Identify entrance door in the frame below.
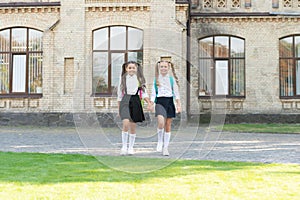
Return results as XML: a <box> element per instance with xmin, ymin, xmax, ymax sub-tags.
<box><xmin>215</xmin><ymin>60</ymin><xmax>228</xmax><ymax>95</ymax></box>
<box><xmin>111</xmin><ymin>53</ymin><xmax>125</xmax><ymax>93</ymax></box>
<box><xmin>12</xmin><ymin>54</ymin><xmax>26</xmax><ymax>93</ymax></box>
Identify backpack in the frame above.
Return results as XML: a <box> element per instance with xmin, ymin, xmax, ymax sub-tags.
<box><xmin>154</xmin><ymin>76</ymin><xmax>174</xmax><ymax>103</ymax></box>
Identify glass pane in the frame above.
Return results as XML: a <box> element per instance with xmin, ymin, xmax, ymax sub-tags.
<box><xmin>111</xmin><ymin>53</ymin><xmax>124</xmax><ymax>93</ymax></box>
<box><xmin>297</xmin><ymin>61</ymin><xmax>300</xmax><ymax>95</ymax></box>
<box><xmin>12</xmin><ymin>55</ymin><xmax>26</xmax><ymax>93</ymax></box>
<box><xmin>230</xmin><ymin>59</ymin><xmax>245</xmax><ymax>96</ymax></box>
<box><xmin>12</xmin><ymin>28</ymin><xmax>27</xmax><ymax>52</ymax></box>
<box><xmin>29</xmin><ymin>29</ymin><xmax>43</xmax><ymax>51</ymax></box>
<box><xmin>110</xmin><ymin>27</ymin><xmax>126</xmax><ymax>50</ymax></box>
<box><xmin>199</xmin><ymin>37</ymin><xmax>213</xmax><ymax>58</ymax></box>
<box><xmin>199</xmin><ymin>58</ymin><xmax>213</xmax><ymax>96</ymax></box>
<box><xmin>280</xmin><ymin>59</ymin><xmax>294</xmax><ymax>96</ymax></box>
<box><xmin>128</xmin><ymin>28</ymin><xmax>143</xmax><ymax>50</ymax></box>
<box><xmin>93</xmin><ymin>52</ymin><xmax>108</xmax><ymax>93</ymax></box>
<box><xmin>0</xmin><ymin>53</ymin><xmax>10</xmax><ymax>93</ymax></box>
<box><xmin>295</xmin><ymin>36</ymin><xmax>300</xmax><ymax>58</ymax></box>
<box><xmin>279</xmin><ymin>37</ymin><xmax>293</xmax><ymax>58</ymax></box>
<box><xmin>128</xmin><ymin>51</ymin><xmax>143</xmax><ymax>65</ymax></box>
<box><xmin>231</xmin><ymin>37</ymin><xmax>244</xmax><ymax>58</ymax></box>
<box><xmin>28</xmin><ymin>53</ymin><xmax>43</xmax><ymax>93</ymax></box>
<box><xmin>0</xmin><ymin>29</ymin><xmax>10</xmax><ymax>52</ymax></box>
<box><xmin>215</xmin><ymin>60</ymin><xmax>228</xmax><ymax>95</ymax></box>
<box><xmin>214</xmin><ymin>36</ymin><xmax>229</xmax><ymax>57</ymax></box>
<box><xmin>93</xmin><ymin>28</ymin><xmax>108</xmax><ymax>50</ymax></box>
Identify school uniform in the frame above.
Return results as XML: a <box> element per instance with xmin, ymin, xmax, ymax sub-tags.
<box><xmin>150</xmin><ymin>74</ymin><xmax>180</xmax><ymax>118</ymax></box>
<box><xmin>117</xmin><ymin>74</ymin><xmax>148</xmax><ymax>123</ymax></box>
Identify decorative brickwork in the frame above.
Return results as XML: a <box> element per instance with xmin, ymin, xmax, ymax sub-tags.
<box><xmin>217</xmin><ymin>0</ymin><xmax>226</xmax><ymax>8</ymax></box>
<box><xmin>204</xmin><ymin>0</ymin><xmax>213</xmax><ymax>8</ymax></box>
<box><xmin>231</xmin><ymin>0</ymin><xmax>240</xmax><ymax>8</ymax></box>
<box><xmin>283</xmin><ymin>0</ymin><xmax>292</xmax><ymax>7</ymax></box>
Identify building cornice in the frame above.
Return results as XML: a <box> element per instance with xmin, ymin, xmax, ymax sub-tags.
<box><xmin>0</xmin><ymin>6</ymin><xmax>60</xmax><ymax>14</ymax></box>
<box><xmin>85</xmin><ymin>5</ymin><xmax>150</xmax><ymax>12</ymax></box>
<box><xmin>192</xmin><ymin>15</ymin><xmax>300</xmax><ymax>23</ymax></box>
<box><xmin>85</xmin><ymin>0</ymin><xmax>151</xmax><ymax>3</ymax></box>
<box><xmin>0</xmin><ymin>2</ymin><xmax>60</xmax><ymax>7</ymax></box>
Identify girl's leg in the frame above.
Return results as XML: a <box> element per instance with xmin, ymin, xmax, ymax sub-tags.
<box><xmin>156</xmin><ymin>115</ymin><xmax>165</xmax><ymax>152</ymax></box>
<box><xmin>128</xmin><ymin>122</ymin><xmax>137</xmax><ymax>155</ymax></box>
<box><xmin>120</xmin><ymin>119</ymin><xmax>130</xmax><ymax>155</ymax></box>
<box><xmin>163</xmin><ymin>118</ymin><xmax>173</xmax><ymax>156</ymax></box>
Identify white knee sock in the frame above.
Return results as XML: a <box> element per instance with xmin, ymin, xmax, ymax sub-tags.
<box><xmin>121</xmin><ymin>131</ymin><xmax>128</xmax><ymax>149</ymax></box>
<box><xmin>164</xmin><ymin>132</ymin><xmax>171</xmax><ymax>149</ymax></box>
<box><xmin>128</xmin><ymin>134</ymin><xmax>136</xmax><ymax>149</ymax></box>
<box><xmin>156</xmin><ymin>128</ymin><xmax>164</xmax><ymax>151</ymax></box>
<box><xmin>157</xmin><ymin>128</ymin><xmax>164</xmax><ymax>144</ymax></box>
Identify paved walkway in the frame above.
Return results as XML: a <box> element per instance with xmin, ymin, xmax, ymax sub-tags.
<box><xmin>0</xmin><ymin>126</ymin><xmax>299</xmax><ymax>164</ymax></box>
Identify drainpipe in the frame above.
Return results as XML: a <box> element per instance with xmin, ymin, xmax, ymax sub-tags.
<box><xmin>186</xmin><ymin>0</ymin><xmax>191</xmax><ymax>120</ymax></box>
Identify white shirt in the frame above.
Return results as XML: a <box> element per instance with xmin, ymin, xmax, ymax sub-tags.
<box><xmin>117</xmin><ymin>74</ymin><xmax>149</xmax><ymax>101</ymax></box>
<box><xmin>150</xmin><ymin>74</ymin><xmax>180</xmax><ymax>102</ymax></box>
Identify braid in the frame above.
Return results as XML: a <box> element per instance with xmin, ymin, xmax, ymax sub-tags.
<box><xmin>120</xmin><ymin>62</ymin><xmax>127</xmax><ymax>93</ymax></box>
<box><xmin>155</xmin><ymin>61</ymin><xmax>160</xmax><ymax>87</ymax></box>
<box><xmin>169</xmin><ymin>61</ymin><xmax>179</xmax><ymax>87</ymax></box>
<box><xmin>136</xmin><ymin>62</ymin><xmax>147</xmax><ymax>92</ymax></box>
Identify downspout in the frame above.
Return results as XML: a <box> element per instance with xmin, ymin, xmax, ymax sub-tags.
<box><xmin>186</xmin><ymin>0</ymin><xmax>191</xmax><ymax>120</ymax></box>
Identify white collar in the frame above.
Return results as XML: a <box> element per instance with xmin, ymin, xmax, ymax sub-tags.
<box><xmin>127</xmin><ymin>74</ymin><xmax>137</xmax><ymax>79</ymax></box>
<box><xmin>159</xmin><ymin>74</ymin><xmax>170</xmax><ymax>79</ymax></box>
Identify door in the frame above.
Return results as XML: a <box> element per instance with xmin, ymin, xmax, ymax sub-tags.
<box><xmin>215</xmin><ymin>60</ymin><xmax>228</xmax><ymax>95</ymax></box>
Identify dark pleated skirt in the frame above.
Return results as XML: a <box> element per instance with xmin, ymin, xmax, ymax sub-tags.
<box><xmin>155</xmin><ymin>97</ymin><xmax>176</xmax><ymax>118</ymax></box>
<box><xmin>120</xmin><ymin>94</ymin><xmax>145</xmax><ymax>123</ymax></box>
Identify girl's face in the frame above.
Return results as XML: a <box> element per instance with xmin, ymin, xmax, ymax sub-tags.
<box><xmin>158</xmin><ymin>62</ymin><xmax>170</xmax><ymax>76</ymax></box>
<box><xmin>126</xmin><ymin>63</ymin><xmax>137</xmax><ymax>76</ymax></box>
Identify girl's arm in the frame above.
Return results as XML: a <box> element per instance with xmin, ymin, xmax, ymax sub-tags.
<box><xmin>173</xmin><ymin>80</ymin><xmax>181</xmax><ymax>113</ymax></box>
<box><xmin>175</xmin><ymin>99</ymin><xmax>181</xmax><ymax>113</ymax></box>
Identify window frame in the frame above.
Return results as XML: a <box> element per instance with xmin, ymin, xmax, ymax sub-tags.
<box><xmin>0</xmin><ymin>27</ymin><xmax>43</xmax><ymax>98</ymax></box>
<box><xmin>198</xmin><ymin>35</ymin><xmax>246</xmax><ymax>98</ymax></box>
<box><xmin>279</xmin><ymin>35</ymin><xmax>300</xmax><ymax>99</ymax></box>
<box><xmin>92</xmin><ymin>26</ymin><xmax>143</xmax><ymax>96</ymax></box>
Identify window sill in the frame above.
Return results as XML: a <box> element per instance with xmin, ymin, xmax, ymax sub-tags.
<box><xmin>280</xmin><ymin>96</ymin><xmax>300</xmax><ymax>99</ymax></box>
<box><xmin>0</xmin><ymin>94</ymin><xmax>42</xmax><ymax>98</ymax></box>
<box><xmin>198</xmin><ymin>95</ymin><xmax>245</xmax><ymax>99</ymax></box>
<box><xmin>92</xmin><ymin>93</ymin><xmax>117</xmax><ymax>97</ymax></box>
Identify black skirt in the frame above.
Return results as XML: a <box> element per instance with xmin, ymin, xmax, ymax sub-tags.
<box><xmin>119</xmin><ymin>94</ymin><xmax>145</xmax><ymax>123</ymax></box>
<box><xmin>155</xmin><ymin>97</ymin><xmax>176</xmax><ymax>118</ymax></box>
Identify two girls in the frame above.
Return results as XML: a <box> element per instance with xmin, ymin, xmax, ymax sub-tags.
<box><xmin>118</xmin><ymin>60</ymin><xmax>180</xmax><ymax>156</ymax></box>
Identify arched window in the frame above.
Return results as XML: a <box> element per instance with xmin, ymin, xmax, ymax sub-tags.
<box><xmin>279</xmin><ymin>35</ymin><xmax>300</xmax><ymax>98</ymax></box>
<box><xmin>198</xmin><ymin>35</ymin><xmax>245</xmax><ymax>97</ymax></box>
<box><xmin>92</xmin><ymin>26</ymin><xmax>143</xmax><ymax>95</ymax></box>
<box><xmin>0</xmin><ymin>27</ymin><xmax>43</xmax><ymax>95</ymax></box>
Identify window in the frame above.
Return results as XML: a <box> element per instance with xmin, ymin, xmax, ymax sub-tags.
<box><xmin>92</xmin><ymin>26</ymin><xmax>143</xmax><ymax>95</ymax></box>
<box><xmin>0</xmin><ymin>27</ymin><xmax>43</xmax><ymax>95</ymax></box>
<box><xmin>279</xmin><ymin>35</ymin><xmax>300</xmax><ymax>98</ymax></box>
<box><xmin>198</xmin><ymin>35</ymin><xmax>245</xmax><ymax>97</ymax></box>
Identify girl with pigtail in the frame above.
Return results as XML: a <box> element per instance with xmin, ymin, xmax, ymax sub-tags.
<box><xmin>117</xmin><ymin>61</ymin><xmax>150</xmax><ymax>155</ymax></box>
<box><xmin>148</xmin><ymin>60</ymin><xmax>181</xmax><ymax>156</ymax></box>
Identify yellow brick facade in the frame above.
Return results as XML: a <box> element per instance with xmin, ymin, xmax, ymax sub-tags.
<box><xmin>0</xmin><ymin>0</ymin><xmax>300</xmax><ymax>124</ymax></box>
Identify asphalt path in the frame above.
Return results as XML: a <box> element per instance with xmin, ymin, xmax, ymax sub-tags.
<box><xmin>0</xmin><ymin>126</ymin><xmax>299</xmax><ymax>164</ymax></box>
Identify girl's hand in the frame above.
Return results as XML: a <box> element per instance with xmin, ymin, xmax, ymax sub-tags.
<box><xmin>176</xmin><ymin>103</ymin><xmax>181</xmax><ymax>113</ymax></box>
<box><xmin>147</xmin><ymin>102</ymin><xmax>155</xmax><ymax>112</ymax></box>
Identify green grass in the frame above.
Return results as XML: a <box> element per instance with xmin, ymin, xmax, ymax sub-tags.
<box><xmin>0</xmin><ymin>152</ymin><xmax>299</xmax><ymax>199</ymax></box>
<box><xmin>221</xmin><ymin>123</ymin><xmax>300</xmax><ymax>134</ymax></box>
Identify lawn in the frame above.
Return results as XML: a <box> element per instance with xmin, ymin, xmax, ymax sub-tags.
<box><xmin>0</xmin><ymin>152</ymin><xmax>299</xmax><ymax>200</ymax></box>
<box><xmin>221</xmin><ymin>123</ymin><xmax>300</xmax><ymax>134</ymax></box>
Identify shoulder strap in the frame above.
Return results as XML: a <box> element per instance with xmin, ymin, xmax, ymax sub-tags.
<box><xmin>154</xmin><ymin>78</ymin><xmax>158</xmax><ymax>95</ymax></box>
<box><xmin>170</xmin><ymin>76</ymin><xmax>175</xmax><ymax>97</ymax></box>
<box><xmin>169</xmin><ymin>76</ymin><xmax>174</xmax><ymax>89</ymax></box>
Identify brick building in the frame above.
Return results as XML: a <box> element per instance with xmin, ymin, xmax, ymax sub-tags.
<box><xmin>0</xmin><ymin>0</ymin><xmax>300</xmax><ymax>125</ymax></box>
